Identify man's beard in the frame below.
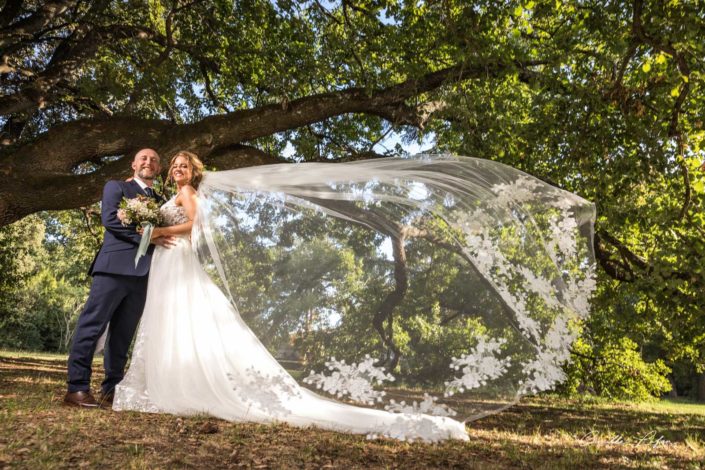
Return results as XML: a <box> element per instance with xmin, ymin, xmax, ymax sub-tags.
<box><xmin>136</xmin><ymin>168</ymin><xmax>156</xmax><ymax>180</ymax></box>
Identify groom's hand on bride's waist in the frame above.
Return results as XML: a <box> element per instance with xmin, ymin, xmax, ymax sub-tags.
<box><xmin>152</xmin><ymin>235</ymin><xmax>176</xmax><ymax>248</ymax></box>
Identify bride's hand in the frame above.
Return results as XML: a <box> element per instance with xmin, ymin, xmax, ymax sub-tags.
<box><xmin>149</xmin><ymin>227</ymin><xmax>163</xmax><ymax>240</ymax></box>
<box><xmin>152</xmin><ymin>235</ymin><xmax>176</xmax><ymax>248</ymax></box>
<box><xmin>137</xmin><ymin>227</ymin><xmax>164</xmax><ymax>245</ymax></box>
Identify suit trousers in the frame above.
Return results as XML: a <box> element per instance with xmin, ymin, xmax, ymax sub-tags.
<box><xmin>67</xmin><ymin>273</ymin><xmax>148</xmax><ymax>393</ymax></box>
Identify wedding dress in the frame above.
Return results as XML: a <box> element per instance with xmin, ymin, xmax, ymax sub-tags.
<box><xmin>113</xmin><ymin>195</ymin><xmax>469</xmax><ymax>441</ymax></box>
<box><xmin>114</xmin><ymin>155</ymin><xmax>595</xmax><ymax>442</ymax></box>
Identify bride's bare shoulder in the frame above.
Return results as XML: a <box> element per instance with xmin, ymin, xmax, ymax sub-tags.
<box><xmin>179</xmin><ymin>185</ymin><xmax>197</xmax><ymax>196</ymax></box>
<box><xmin>175</xmin><ymin>185</ymin><xmax>197</xmax><ymax>206</ymax></box>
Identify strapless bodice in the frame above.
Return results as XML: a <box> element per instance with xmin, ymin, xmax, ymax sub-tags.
<box><xmin>160</xmin><ymin>197</ymin><xmax>189</xmax><ymax>227</ymax></box>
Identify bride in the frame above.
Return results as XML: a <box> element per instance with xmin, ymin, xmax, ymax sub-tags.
<box><xmin>114</xmin><ymin>150</ymin><xmax>595</xmax><ymax>443</ymax></box>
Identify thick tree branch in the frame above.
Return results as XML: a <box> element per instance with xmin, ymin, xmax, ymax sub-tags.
<box><xmin>440</xmin><ymin>304</ymin><xmax>483</xmax><ymax>326</ymax></box>
<box><xmin>0</xmin><ymin>0</ymin><xmax>24</xmax><ymax>29</ymax></box>
<box><xmin>0</xmin><ymin>0</ymin><xmax>78</xmax><ymax>48</ymax></box>
<box><xmin>0</xmin><ymin>58</ymin><xmax>542</xmax><ymax>226</ymax></box>
<box><xmin>79</xmin><ymin>207</ymin><xmax>102</xmax><ymax>248</ymax></box>
<box><xmin>313</xmin><ymin>0</ymin><xmax>342</xmax><ymax>24</ymax></box>
<box><xmin>206</xmin><ymin>144</ymin><xmax>282</xmax><ymax>169</ymax></box>
<box><xmin>612</xmin><ymin>42</ymin><xmax>638</xmax><ymax>90</ymax></box>
<box><xmin>0</xmin><ymin>114</ymin><xmax>28</xmax><ymax>145</ymax></box>
<box><xmin>201</xmin><ymin>63</ymin><xmax>229</xmax><ymax>113</ymax></box>
<box><xmin>594</xmin><ymin>226</ymin><xmax>702</xmax><ymax>286</ymax></box>
<box><xmin>677</xmin><ymin>139</ymin><xmax>691</xmax><ymax>221</ymax></box>
<box><xmin>597</xmin><ymin>229</ymin><xmax>648</xmax><ymax>271</ymax></box>
<box><xmin>0</xmin><ymin>21</ymin><xmax>219</xmax><ymax>117</ymax></box>
<box><xmin>373</xmin><ymin>230</ymin><xmax>406</xmax><ymax>370</ymax></box>
<box><xmin>0</xmin><ymin>24</ymin><xmax>102</xmax><ymax>116</ymax></box>
<box><xmin>298</xmin><ymin>195</ymin><xmax>539</xmax><ymax>357</ymax></box>
<box><xmin>594</xmin><ymin>227</ymin><xmax>655</xmax><ymax>283</ymax></box>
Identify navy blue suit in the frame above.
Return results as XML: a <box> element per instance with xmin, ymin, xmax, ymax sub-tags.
<box><xmin>67</xmin><ymin>180</ymin><xmax>163</xmax><ymax>394</ymax></box>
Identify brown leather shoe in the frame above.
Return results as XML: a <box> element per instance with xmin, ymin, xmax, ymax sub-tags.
<box><xmin>63</xmin><ymin>391</ymin><xmax>99</xmax><ymax>408</ymax></box>
<box><xmin>98</xmin><ymin>391</ymin><xmax>114</xmax><ymax>408</ymax></box>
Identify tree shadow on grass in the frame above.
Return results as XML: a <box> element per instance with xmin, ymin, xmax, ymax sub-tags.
<box><xmin>379</xmin><ymin>386</ymin><xmax>705</xmax><ymax>444</ymax></box>
<box><xmin>0</xmin><ymin>355</ymin><xmax>107</xmax><ymax>409</ymax></box>
<box><xmin>0</xmin><ymin>356</ymin><xmax>72</xmax><ymax>383</ymax></box>
<box><xmin>1</xmin><ymin>352</ymin><xmax>703</xmax><ymax>469</ymax></box>
<box><xmin>474</xmin><ymin>401</ymin><xmax>705</xmax><ymax>443</ymax></box>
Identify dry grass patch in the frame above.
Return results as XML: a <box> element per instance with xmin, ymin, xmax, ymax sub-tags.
<box><xmin>1</xmin><ymin>350</ymin><xmax>703</xmax><ymax>469</ymax></box>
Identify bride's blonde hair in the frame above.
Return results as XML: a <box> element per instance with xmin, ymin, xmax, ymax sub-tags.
<box><xmin>168</xmin><ymin>150</ymin><xmax>204</xmax><ymax>189</ymax></box>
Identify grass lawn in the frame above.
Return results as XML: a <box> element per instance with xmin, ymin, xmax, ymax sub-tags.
<box><xmin>1</xmin><ymin>349</ymin><xmax>704</xmax><ymax>469</ymax></box>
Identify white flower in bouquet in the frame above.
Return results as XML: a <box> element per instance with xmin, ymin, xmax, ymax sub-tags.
<box><xmin>118</xmin><ymin>195</ymin><xmax>162</xmax><ymax>228</ymax></box>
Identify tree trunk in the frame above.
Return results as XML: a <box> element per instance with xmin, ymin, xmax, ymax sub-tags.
<box><xmin>667</xmin><ymin>376</ymin><xmax>678</xmax><ymax>398</ymax></box>
<box><xmin>697</xmin><ymin>372</ymin><xmax>705</xmax><ymax>402</ymax></box>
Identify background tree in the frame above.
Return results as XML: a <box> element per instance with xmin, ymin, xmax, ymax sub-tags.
<box><xmin>0</xmin><ymin>208</ymin><xmax>96</xmax><ymax>351</ymax></box>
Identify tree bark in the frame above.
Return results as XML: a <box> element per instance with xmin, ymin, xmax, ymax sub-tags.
<box><xmin>698</xmin><ymin>372</ymin><xmax>705</xmax><ymax>402</ymax></box>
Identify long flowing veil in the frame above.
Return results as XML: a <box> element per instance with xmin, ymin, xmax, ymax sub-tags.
<box><xmin>191</xmin><ymin>154</ymin><xmax>595</xmax><ymax>422</ymax></box>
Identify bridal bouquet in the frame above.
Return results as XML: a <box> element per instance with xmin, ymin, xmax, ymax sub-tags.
<box><xmin>117</xmin><ymin>194</ymin><xmax>162</xmax><ymax>228</ymax></box>
<box><xmin>117</xmin><ymin>195</ymin><xmax>162</xmax><ymax>267</ymax></box>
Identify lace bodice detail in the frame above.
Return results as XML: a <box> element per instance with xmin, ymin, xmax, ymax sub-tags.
<box><xmin>160</xmin><ymin>197</ymin><xmax>190</xmax><ymax>226</ymax></box>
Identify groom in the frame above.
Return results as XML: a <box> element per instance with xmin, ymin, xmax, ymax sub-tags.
<box><xmin>64</xmin><ymin>148</ymin><xmax>174</xmax><ymax>408</ymax></box>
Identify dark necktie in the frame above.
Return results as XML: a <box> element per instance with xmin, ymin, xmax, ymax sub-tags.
<box><xmin>144</xmin><ymin>187</ymin><xmax>155</xmax><ymax>199</ymax></box>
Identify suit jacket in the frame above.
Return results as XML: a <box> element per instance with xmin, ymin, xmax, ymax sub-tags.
<box><xmin>89</xmin><ymin>180</ymin><xmax>164</xmax><ymax>277</ymax></box>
